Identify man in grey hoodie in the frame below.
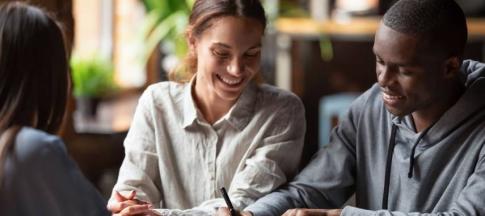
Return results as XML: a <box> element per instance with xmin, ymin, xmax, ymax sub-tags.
<box><xmin>215</xmin><ymin>0</ymin><xmax>485</xmax><ymax>215</ymax></box>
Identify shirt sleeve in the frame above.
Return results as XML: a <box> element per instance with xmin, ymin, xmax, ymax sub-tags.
<box><xmin>228</xmin><ymin>93</ymin><xmax>306</xmax><ymax>209</ymax></box>
<box><xmin>245</xmin><ymin>92</ymin><xmax>366</xmax><ymax>216</ymax></box>
<box><xmin>111</xmin><ymin>87</ymin><xmax>162</xmax><ymax>206</ymax></box>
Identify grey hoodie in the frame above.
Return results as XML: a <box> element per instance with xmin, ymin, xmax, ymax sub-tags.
<box><xmin>245</xmin><ymin>60</ymin><xmax>485</xmax><ymax>216</ymax></box>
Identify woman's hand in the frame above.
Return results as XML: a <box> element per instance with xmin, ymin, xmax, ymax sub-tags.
<box><xmin>107</xmin><ymin>190</ymin><xmax>155</xmax><ymax>216</ymax></box>
<box><xmin>282</xmin><ymin>208</ymin><xmax>342</xmax><ymax>216</ymax></box>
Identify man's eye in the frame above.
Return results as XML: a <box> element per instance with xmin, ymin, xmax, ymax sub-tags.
<box><xmin>399</xmin><ymin>69</ymin><xmax>412</xmax><ymax>76</ymax></box>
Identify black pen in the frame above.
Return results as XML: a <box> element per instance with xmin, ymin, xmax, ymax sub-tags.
<box><xmin>220</xmin><ymin>187</ymin><xmax>236</xmax><ymax>216</ymax></box>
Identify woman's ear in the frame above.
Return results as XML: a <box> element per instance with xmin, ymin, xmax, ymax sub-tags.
<box><xmin>443</xmin><ymin>56</ymin><xmax>460</xmax><ymax>79</ymax></box>
<box><xmin>187</xmin><ymin>34</ymin><xmax>197</xmax><ymax>56</ymax></box>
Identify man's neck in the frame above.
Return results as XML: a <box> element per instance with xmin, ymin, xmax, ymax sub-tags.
<box><xmin>412</xmin><ymin>83</ymin><xmax>465</xmax><ymax>132</ymax></box>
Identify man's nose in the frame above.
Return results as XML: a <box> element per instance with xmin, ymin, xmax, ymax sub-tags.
<box><xmin>377</xmin><ymin>65</ymin><xmax>396</xmax><ymax>87</ymax></box>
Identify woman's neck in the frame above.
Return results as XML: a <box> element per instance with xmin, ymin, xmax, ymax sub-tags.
<box><xmin>192</xmin><ymin>81</ymin><xmax>235</xmax><ymax>125</ymax></box>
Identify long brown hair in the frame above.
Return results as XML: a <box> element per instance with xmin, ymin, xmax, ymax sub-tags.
<box><xmin>0</xmin><ymin>1</ymin><xmax>68</xmax><ymax>184</ymax></box>
<box><xmin>170</xmin><ymin>0</ymin><xmax>267</xmax><ymax>82</ymax></box>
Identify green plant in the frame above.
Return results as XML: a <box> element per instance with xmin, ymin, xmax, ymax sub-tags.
<box><xmin>138</xmin><ymin>0</ymin><xmax>194</xmax><ymax>65</ymax></box>
<box><xmin>70</xmin><ymin>55</ymin><xmax>116</xmax><ymax>98</ymax></box>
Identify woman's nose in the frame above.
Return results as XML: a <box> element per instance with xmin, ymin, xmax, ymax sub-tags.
<box><xmin>226</xmin><ymin>58</ymin><xmax>244</xmax><ymax>76</ymax></box>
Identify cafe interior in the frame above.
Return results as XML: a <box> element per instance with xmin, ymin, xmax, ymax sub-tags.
<box><xmin>1</xmin><ymin>0</ymin><xmax>484</xmax><ymax>199</ymax></box>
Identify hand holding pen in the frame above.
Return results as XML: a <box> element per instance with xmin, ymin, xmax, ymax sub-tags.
<box><xmin>220</xmin><ymin>187</ymin><xmax>237</xmax><ymax>216</ymax></box>
<box><xmin>218</xmin><ymin>187</ymin><xmax>254</xmax><ymax>216</ymax></box>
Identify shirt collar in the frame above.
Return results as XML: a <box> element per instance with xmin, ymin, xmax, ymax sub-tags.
<box><xmin>182</xmin><ymin>76</ymin><xmax>198</xmax><ymax>128</ymax></box>
<box><xmin>222</xmin><ymin>81</ymin><xmax>257</xmax><ymax>131</ymax></box>
<box><xmin>181</xmin><ymin>77</ymin><xmax>257</xmax><ymax>130</ymax></box>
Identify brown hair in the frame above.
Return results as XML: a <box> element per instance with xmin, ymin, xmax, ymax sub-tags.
<box><xmin>170</xmin><ymin>0</ymin><xmax>267</xmax><ymax>82</ymax></box>
<box><xmin>0</xmin><ymin>1</ymin><xmax>68</xmax><ymax>184</ymax></box>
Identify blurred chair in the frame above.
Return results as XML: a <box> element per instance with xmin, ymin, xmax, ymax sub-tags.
<box><xmin>319</xmin><ymin>92</ymin><xmax>360</xmax><ymax>148</ymax></box>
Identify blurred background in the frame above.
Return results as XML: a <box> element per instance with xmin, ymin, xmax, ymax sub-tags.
<box><xmin>0</xmin><ymin>0</ymin><xmax>483</xmax><ymax>199</ymax></box>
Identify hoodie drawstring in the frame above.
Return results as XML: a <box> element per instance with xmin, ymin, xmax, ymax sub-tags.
<box><xmin>382</xmin><ymin>123</ymin><xmax>434</xmax><ymax>209</ymax></box>
<box><xmin>382</xmin><ymin>124</ymin><xmax>397</xmax><ymax>209</ymax></box>
<box><xmin>407</xmin><ymin>125</ymin><xmax>432</xmax><ymax>178</ymax></box>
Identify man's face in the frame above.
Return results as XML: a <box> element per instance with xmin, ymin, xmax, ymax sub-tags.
<box><xmin>373</xmin><ymin>24</ymin><xmax>446</xmax><ymax>117</ymax></box>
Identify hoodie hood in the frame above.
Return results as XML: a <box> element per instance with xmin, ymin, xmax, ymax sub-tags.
<box><xmin>426</xmin><ymin>59</ymin><xmax>485</xmax><ymax>143</ymax></box>
<box><xmin>462</xmin><ymin>59</ymin><xmax>485</xmax><ymax>87</ymax></box>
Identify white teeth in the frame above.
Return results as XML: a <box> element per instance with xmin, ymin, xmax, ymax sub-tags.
<box><xmin>383</xmin><ymin>92</ymin><xmax>403</xmax><ymax>100</ymax></box>
<box><xmin>218</xmin><ymin>74</ymin><xmax>242</xmax><ymax>85</ymax></box>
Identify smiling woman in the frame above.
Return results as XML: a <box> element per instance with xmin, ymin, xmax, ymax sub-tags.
<box><xmin>191</xmin><ymin>16</ymin><xmax>264</xmax><ymax>123</ymax></box>
<box><xmin>107</xmin><ymin>0</ymin><xmax>307</xmax><ymax>215</ymax></box>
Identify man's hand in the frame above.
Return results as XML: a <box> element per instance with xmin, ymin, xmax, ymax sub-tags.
<box><xmin>282</xmin><ymin>208</ymin><xmax>342</xmax><ymax>216</ymax></box>
<box><xmin>215</xmin><ymin>207</ymin><xmax>253</xmax><ymax>216</ymax></box>
<box><xmin>107</xmin><ymin>190</ymin><xmax>155</xmax><ymax>216</ymax></box>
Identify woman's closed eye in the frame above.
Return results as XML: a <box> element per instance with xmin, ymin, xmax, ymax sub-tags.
<box><xmin>244</xmin><ymin>48</ymin><xmax>261</xmax><ymax>57</ymax></box>
<box><xmin>212</xmin><ymin>49</ymin><xmax>230</xmax><ymax>58</ymax></box>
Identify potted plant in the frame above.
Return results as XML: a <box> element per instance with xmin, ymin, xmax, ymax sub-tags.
<box><xmin>137</xmin><ymin>0</ymin><xmax>194</xmax><ymax>75</ymax></box>
<box><xmin>70</xmin><ymin>55</ymin><xmax>116</xmax><ymax>117</ymax></box>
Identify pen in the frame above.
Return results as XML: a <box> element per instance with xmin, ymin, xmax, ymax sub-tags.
<box><xmin>220</xmin><ymin>187</ymin><xmax>236</xmax><ymax>216</ymax></box>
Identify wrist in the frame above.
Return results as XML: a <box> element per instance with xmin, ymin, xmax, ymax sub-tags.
<box><xmin>241</xmin><ymin>211</ymin><xmax>254</xmax><ymax>216</ymax></box>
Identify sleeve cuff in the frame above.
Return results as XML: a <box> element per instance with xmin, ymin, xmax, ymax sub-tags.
<box><xmin>341</xmin><ymin>206</ymin><xmax>375</xmax><ymax>216</ymax></box>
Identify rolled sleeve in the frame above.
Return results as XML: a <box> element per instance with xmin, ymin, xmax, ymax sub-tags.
<box><xmin>230</xmin><ymin>94</ymin><xmax>306</xmax><ymax>209</ymax></box>
<box><xmin>112</xmin><ymin>88</ymin><xmax>162</xmax><ymax>206</ymax></box>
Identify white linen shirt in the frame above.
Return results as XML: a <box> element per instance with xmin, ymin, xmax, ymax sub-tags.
<box><xmin>112</xmin><ymin>80</ymin><xmax>305</xmax><ymax>215</ymax></box>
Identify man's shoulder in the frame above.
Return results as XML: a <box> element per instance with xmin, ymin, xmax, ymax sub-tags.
<box><xmin>348</xmin><ymin>83</ymin><xmax>383</xmax><ymax>112</ymax></box>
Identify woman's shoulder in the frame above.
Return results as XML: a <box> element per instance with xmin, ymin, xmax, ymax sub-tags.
<box><xmin>140</xmin><ymin>81</ymin><xmax>189</xmax><ymax>105</ymax></box>
<box><xmin>144</xmin><ymin>81</ymin><xmax>188</xmax><ymax>94</ymax></box>
<box><xmin>5</xmin><ymin>128</ymin><xmax>109</xmax><ymax>216</ymax></box>
<box><xmin>256</xmin><ymin>84</ymin><xmax>303</xmax><ymax>109</ymax></box>
<box><xmin>13</xmin><ymin>127</ymin><xmax>66</xmax><ymax>167</ymax></box>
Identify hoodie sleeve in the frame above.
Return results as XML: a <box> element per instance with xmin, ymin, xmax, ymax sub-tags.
<box><xmin>341</xmin><ymin>143</ymin><xmax>485</xmax><ymax>216</ymax></box>
<box><xmin>245</xmin><ymin>89</ymin><xmax>373</xmax><ymax>216</ymax></box>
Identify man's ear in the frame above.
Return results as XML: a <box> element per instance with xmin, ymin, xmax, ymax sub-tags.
<box><xmin>443</xmin><ymin>56</ymin><xmax>461</xmax><ymax>79</ymax></box>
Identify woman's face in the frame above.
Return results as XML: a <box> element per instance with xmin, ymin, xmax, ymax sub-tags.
<box><xmin>191</xmin><ymin>16</ymin><xmax>264</xmax><ymax>104</ymax></box>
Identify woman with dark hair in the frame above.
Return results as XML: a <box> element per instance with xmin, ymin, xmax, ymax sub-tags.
<box><xmin>0</xmin><ymin>2</ymin><xmax>108</xmax><ymax>215</ymax></box>
<box><xmin>108</xmin><ymin>0</ymin><xmax>306</xmax><ymax>215</ymax></box>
